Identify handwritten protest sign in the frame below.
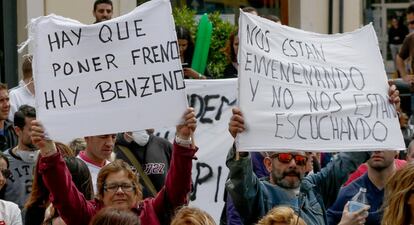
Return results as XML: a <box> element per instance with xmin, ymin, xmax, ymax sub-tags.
<box><xmin>236</xmin><ymin>12</ymin><xmax>405</xmax><ymax>152</ymax></box>
<box><xmin>31</xmin><ymin>0</ymin><xmax>187</xmax><ymax>141</ymax></box>
<box><xmin>156</xmin><ymin>79</ymin><xmax>237</xmax><ymax>222</ymax></box>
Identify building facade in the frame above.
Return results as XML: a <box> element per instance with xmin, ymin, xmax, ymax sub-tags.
<box><xmin>0</xmin><ymin>0</ymin><xmax>412</xmax><ymax>85</ymax></box>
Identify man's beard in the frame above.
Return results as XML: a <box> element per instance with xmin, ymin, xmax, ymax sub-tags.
<box><xmin>272</xmin><ymin>169</ymin><xmax>302</xmax><ymax>189</ymax></box>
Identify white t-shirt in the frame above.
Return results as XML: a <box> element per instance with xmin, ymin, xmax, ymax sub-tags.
<box><xmin>0</xmin><ymin>200</ymin><xmax>22</xmax><ymax>225</ymax></box>
<box><xmin>8</xmin><ymin>85</ymin><xmax>35</xmax><ymax>122</ymax></box>
<box><xmin>77</xmin><ymin>153</ymin><xmax>110</xmax><ymax>195</ymax></box>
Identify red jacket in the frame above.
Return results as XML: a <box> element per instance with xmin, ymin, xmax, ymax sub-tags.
<box><xmin>38</xmin><ymin>142</ymin><xmax>195</xmax><ymax>225</ymax></box>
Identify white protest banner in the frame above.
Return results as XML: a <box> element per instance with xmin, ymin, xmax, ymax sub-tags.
<box><xmin>156</xmin><ymin>79</ymin><xmax>237</xmax><ymax>222</ymax></box>
<box><xmin>237</xmin><ymin>12</ymin><xmax>405</xmax><ymax>152</ymax></box>
<box><xmin>31</xmin><ymin>0</ymin><xmax>187</xmax><ymax>142</ymax></box>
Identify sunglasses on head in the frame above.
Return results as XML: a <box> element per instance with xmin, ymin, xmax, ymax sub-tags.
<box><xmin>269</xmin><ymin>153</ymin><xmax>308</xmax><ymax>166</ymax></box>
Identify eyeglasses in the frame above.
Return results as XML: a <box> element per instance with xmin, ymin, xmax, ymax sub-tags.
<box><xmin>269</xmin><ymin>153</ymin><xmax>308</xmax><ymax>166</ymax></box>
<box><xmin>408</xmin><ymin>20</ymin><xmax>414</xmax><ymax>25</ymax></box>
<box><xmin>0</xmin><ymin>169</ymin><xmax>11</xmax><ymax>179</ymax></box>
<box><xmin>103</xmin><ymin>183</ymin><xmax>135</xmax><ymax>193</ymax></box>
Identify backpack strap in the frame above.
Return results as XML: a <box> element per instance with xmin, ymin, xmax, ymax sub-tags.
<box><xmin>117</xmin><ymin>145</ymin><xmax>157</xmax><ymax>197</ymax></box>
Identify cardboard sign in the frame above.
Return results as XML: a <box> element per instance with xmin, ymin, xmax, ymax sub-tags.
<box><xmin>31</xmin><ymin>0</ymin><xmax>187</xmax><ymax>141</ymax></box>
<box><xmin>237</xmin><ymin>12</ymin><xmax>405</xmax><ymax>152</ymax></box>
<box><xmin>156</xmin><ymin>79</ymin><xmax>237</xmax><ymax>222</ymax></box>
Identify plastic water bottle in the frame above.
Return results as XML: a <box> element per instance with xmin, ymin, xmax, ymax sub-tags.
<box><xmin>348</xmin><ymin>187</ymin><xmax>369</xmax><ymax>216</ymax></box>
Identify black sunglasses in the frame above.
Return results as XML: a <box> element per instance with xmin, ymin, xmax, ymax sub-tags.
<box><xmin>408</xmin><ymin>20</ymin><xmax>414</xmax><ymax>25</ymax></box>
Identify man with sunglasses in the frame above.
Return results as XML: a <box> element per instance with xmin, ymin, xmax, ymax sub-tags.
<box><xmin>225</xmin><ymin>85</ymin><xmax>400</xmax><ymax>225</ymax></box>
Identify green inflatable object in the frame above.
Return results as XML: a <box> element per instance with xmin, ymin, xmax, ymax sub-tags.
<box><xmin>191</xmin><ymin>14</ymin><xmax>212</xmax><ymax>74</ymax></box>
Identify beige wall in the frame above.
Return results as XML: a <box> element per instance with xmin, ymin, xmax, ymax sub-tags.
<box><xmin>343</xmin><ymin>0</ymin><xmax>363</xmax><ymax>32</ymax></box>
<box><xmin>288</xmin><ymin>0</ymin><xmax>363</xmax><ymax>34</ymax></box>
<box><xmin>16</xmin><ymin>0</ymin><xmax>136</xmax><ymax>79</ymax></box>
<box><xmin>300</xmin><ymin>0</ymin><xmax>330</xmax><ymax>33</ymax></box>
<box><xmin>288</xmin><ymin>0</ymin><xmax>301</xmax><ymax>29</ymax></box>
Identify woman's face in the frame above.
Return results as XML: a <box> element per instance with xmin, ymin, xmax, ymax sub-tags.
<box><xmin>233</xmin><ymin>35</ymin><xmax>239</xmax><ymax>60</ymax></box>
<box><xmin>178</xmin><ymin>39</ymin><xmax>189</xmax><ymax>59</ymax></box>
<box><xmin>102</xmin><ymin>170</ymin><xmax>139</xmax><ymax>210</ymax></box>
<box><xmin>0</xmin><ymin>158</ymin><xmax>8</xmax><ymax>190</ymax></box>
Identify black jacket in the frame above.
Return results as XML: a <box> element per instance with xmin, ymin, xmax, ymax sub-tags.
<box><xmin>0</xmin><ymin>120</ymin><xmax>17</xmax><ymax>152</ymax></box>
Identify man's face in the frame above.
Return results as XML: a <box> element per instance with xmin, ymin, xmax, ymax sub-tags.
<box><xmin>407</xmin><ymin>13</ymin><xmax>414</xmax><ymax>32</ymax></box>
<box><xmin>85</xmin><ymin>134</ymin><xmax>116</xmax><ymax>162</ymax></box>
<box><xmin>267</xmin><ymin>152</ymin><xmax>307</xmax><ymax>189</ymax></box>
<box><xmin>93</xmin><ymin>3</ymin><xmax>113</xmax><ymax>23</ymax></box>
<box><xmin>0</xmin><ymin>89</ymin><xmax>10</xmax><ymax>121</ymax></box>
<box><xmin>17</xmin><ymin>117</ymin><xmax>36</xmax><ymax>149</ymax></box>
<box><xmin>367</xmin><ymin>151</ymin><xmax>396</xmax><ymax>171</ymax></box>
<box><xmin>102</xmin><ymin>170</ymin><xmax>139</xmax><ymax>209</ymax></box>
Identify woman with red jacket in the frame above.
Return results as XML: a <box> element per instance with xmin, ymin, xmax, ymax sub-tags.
<box><xmin>31</xmin><ymin>108</ymin><xmax>197</xmax><ymax>225</ymax></box>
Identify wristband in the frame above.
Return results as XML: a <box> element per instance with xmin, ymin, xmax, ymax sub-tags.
<box><xmin>175</xmin><ymin>135</ymin><xmax>192</xmax><ymax>146</ymax></box>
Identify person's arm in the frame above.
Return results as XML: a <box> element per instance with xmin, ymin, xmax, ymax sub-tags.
<box><xmin>31</xmin><ymin>121</ymin><xmax>96</xmax><ymax>225</ymax></box>
<box><xmin>151</xmin><ymin>108</ymin><xmax>197</xmax><ymax>217</ymax></box>
<box><xmin>396</xmin><ymin>54</ymin><xmax>410</xmax><ymax>81</ymax></box>
<box><xmin>183</xmin><ymin>68</ymin><xmax>207</xmax><ymax>79</ymax></box>
<box><xmin>396</xmin><ymin>34</ymin><xmax>413</xmax><ymax>82</ymax></box>
<box><xmin>304</xmin><ymin>151</ymin><xmax>370</xmax><ymax>208</ymax></box>
<box><xmin>225</xmin><ymin>108</ymin><xmax>264</xmax><ymax>224</ymax></box>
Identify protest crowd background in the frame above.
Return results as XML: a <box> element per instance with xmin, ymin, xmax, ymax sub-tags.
<box><xmin>0</xmin><ymin>0</ymin><xmax>414</xmax><ymax>225</ymax></box>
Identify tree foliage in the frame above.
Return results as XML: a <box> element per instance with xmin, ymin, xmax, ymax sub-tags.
<box><xmin>173</xmin><ymin>7</ymin><xmax>236</xmax><ymax>78</ymax></box>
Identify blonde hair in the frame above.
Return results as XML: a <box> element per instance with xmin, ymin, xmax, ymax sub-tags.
<box><xmin>171</xmin><ymin>206</ymin><xmax>216</xmax><ymax>225</ymax></box>
<box><xmin>257</xmin><ymin>206</ymin><xmax>307</xmax><ymax>225</ymax></box>
<box><xmin>381</xmin><ymin>163</ymin><xmax>414</xmax><ymax>225</ymax></box>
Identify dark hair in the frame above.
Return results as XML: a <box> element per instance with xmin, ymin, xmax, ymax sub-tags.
<box><xmin>93</xmin><ymin>0</ymin><xmax>113</xmax><ymax>11</ymax></box>
<box><xmin>224</xmin><ymin>29</ymin><xmax>238</xmax><ymax>64</ymax></box>
<box><xmin>0</xmin><ymin>152</ymin><xmax>9</xmax><ymax>198</ymax></box>
<box><xmin>242</xmin><ymin>6</ymin><xmax>258</xmax><ymax>14</ymax></box>
<box><xmin>0</xmin><ymin>152</ymin><xmax>9</xmax><ymax>168</ymax></box>
<box><xmin>176</xmin><ymin>26</ymin><xmax>195</xmax><ymax>65</ymax></box>
<box><xmin>14</xmin><ymin>105</ymin><xmax>36</xmax><ymax>129</ymax></box>
<box><xmin>408</xmin><ymin>4</ymin><xmax>414</xmax><ymax>15</ymax></box>
<box><xmin>26</xmin><ymin>155</ymin><xmax>94</xmax><ymax>223</ymax></box>
<box><xmin>262</xmin><ymin>14</ymin><xmax>280</xmax><ymax>23</ymax></box>
<box><xmin>64</xmin><ymin>157</ymin><xmax>94</xmax><ymax>200</ymax></box>
<box><xmin>89</xmin><ymin>207</ymin><xmax>140</xmax><ymax>225</ymax></box>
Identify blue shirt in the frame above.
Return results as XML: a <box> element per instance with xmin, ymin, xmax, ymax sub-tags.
<box><xmin>327</xmin><ymin>173</ymin><xmax>384</xmax><ymax>225</ymax></box>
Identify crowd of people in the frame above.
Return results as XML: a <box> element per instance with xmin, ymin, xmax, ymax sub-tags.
<box><xmin>0</xmin><ymin>0</ymin><xmax>414</xmax><ymax>225</ymax></box>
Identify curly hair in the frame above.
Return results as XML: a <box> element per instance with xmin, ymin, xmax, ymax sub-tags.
<box><xmin>381</xmin><ymin>163</ymin><xmax>414</xmax><ymax>225</ymax></box>
<box><xmin>171</xmin><ymin>206</ymin><xmax>216</xmax><ymax>225</ymax></box>
<box><xmin>256</xmin><ymin>206</ymin><xmax>307</xmax><ymax>225</ymax></box>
